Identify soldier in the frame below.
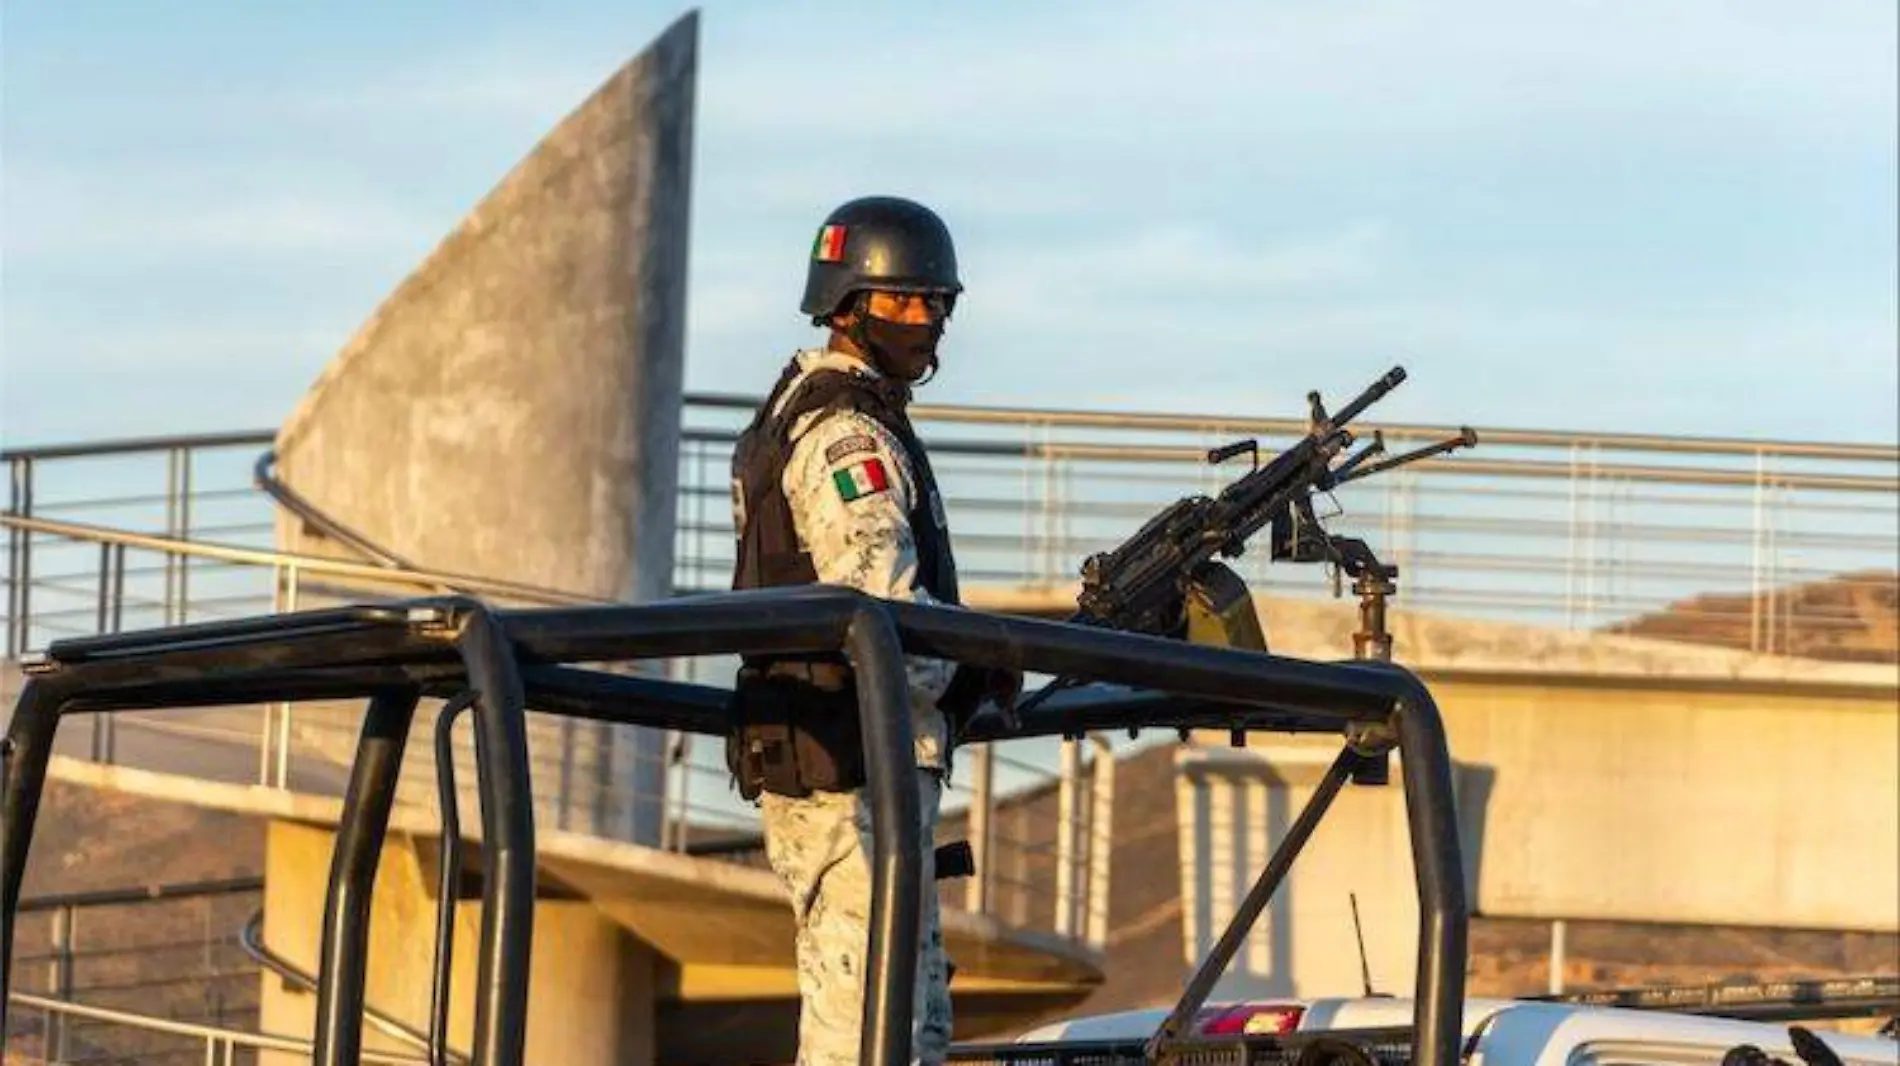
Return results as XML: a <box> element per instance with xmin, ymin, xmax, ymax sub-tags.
<box><xmin>727</xmin><ymin>195</ymin><xmax>1018</xmax><ymax>1066</ymax></box>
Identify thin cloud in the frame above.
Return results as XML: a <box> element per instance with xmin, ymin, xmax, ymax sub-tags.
<box><xmin>4</xmin><ymin>0</ymin><xmax>1892</xmax><ymax>448</ymax></box>
<box><xmin>3</xmin><ymin>313</ymin><xmax>348</xmax><ymax>374</ymax></box>
<box><xmin>704</xmin><ymin>0</ymin><xmax>1894</xmax><ymax>149</ymax></box>
<box><xmin>3</xmin><ymin>167</ymin><xmax>441</xmax><ymax>261</ymax></box>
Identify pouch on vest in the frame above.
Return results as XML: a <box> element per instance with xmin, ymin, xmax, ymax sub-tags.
<box><xmin>725</xmin><ymin>674</ymin><xmax>867</xmax><ymax>800</ymax></box>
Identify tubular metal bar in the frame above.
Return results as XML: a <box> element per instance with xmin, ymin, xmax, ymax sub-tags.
<box><xmin>432</xmin><ymin>694</ymin><xmax>477</xmax><ymax>1066</ymax></box>
<box><xmin>1</xmin><ymin>428</ymin><xmax>272</xmax><ymax>463</ymax></box>
<box><xmin>887</xmin><ymin>601</ymin><xmax>1402</xmax><ymax>719</ymax></box>
<box><xmin>254</xmin><ymin>449</ymin><xmax>417</xmax><ymax>570</ymax></box>
<box><xmin>10</xmin><ymin>988</ymin><xmax>442</xmax><ymax>1065</ymax></box>
<box><xmin>960</xmin><ymin>686</ymin><xmax>1356</xmax><ymax>743</ymax></box>
<box><xmin>40</xmin><ymin>603</ymin><xmax>421</xmax><ymax>664</ymax></box>
<box><xmin>20</xmin><ymin>876</ymin><xmax>263</xmax><ymax>913</ymax></box>
<box><xmin>57</xmin><ymin>664</ymin><xmax>471</xmax><ymax>714</ymax></box>
<box><xmin>844</xmin><ymin>607</ymin><xmax>925</xmax><ymax>1066</ymax></box>
<box><xmin>26</xmin><ymin>626</ymin><xmax>461</xmax><ymax>697</ymax></box>
<box><xmin>6</xmin><ymin>463</ymin><xmax>19</xmax><ymax>658</ymax></box>
<box><xmin>520</xmin><ymin>665</ymin><xmax>734</xmax><ymax>732</ymax></box>
<box><xmin>8</xmin><ymin>398</ymin><xmax>1898</xmax><ymax>463</ymax></box>
<box><xmin>1398</xmin><ymin>694</ymin><xmax>1468</xmax><ymax>1066</ymax></box>
<box><xmin>682</xmin><ymin>388</ymin><xmax>1900</xmax><ymax>460</ymax></box>
<box><xmin>499</xmin><ymin>587</ymin><xmax>860</xmax><ymax>663</ymax></box>
<box><xmin>456</xmin><ymin>609</ymin><xmax>536</xmax><ymax>1066</ymax></box>
<box><xmin>0</xmin><ymin>514</ymin><xmax>601</xmax><ymax>609</ymax></box>
<box><xmin>313</xmin><ymin>687</ymin><xmax>421</xmax><ymax>1066</ymax></box>
<box><xmin>239</xmin><ymin>910</ymin><xmax>467</xmax><ymax>1064</ymax></box>
<box><xmin>0</xmin><ymin>680</ymin><xmax>66</xmax><ymax>1010</ymax></box>
<box><xmin>1147</xmin><ymin>745</ymin><xmax>1358</xmax><ymax>1061</ymax></box>
<box><xmin>0</xmin><ymin>678</ymin><xmax>67</xmax><ymax>1047</ymax></box>
<box><xmin>0</xmin><ymin>736</ymin><xmax>8</xmax><ymax>1051</ymax></box>
<box><xmin>11</xmin><ymin>459</ymin><xmax>34</xmax><ymax>660</ymax></box>
<box><xmin>497</xmin><ymin>589</ymin><xmax>1406</xmax><ymax>718</ymax></box>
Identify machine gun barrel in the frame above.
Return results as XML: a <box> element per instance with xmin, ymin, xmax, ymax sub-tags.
<box><xmin>1327</xmin><ymin>366</ymin><xmax>1407</xmax><ymax>429</ymax></box>
<box><xmin>1334</xmin><ymin>426</ymin><xmax>1478</xmax><ymax>485</ymax></box>
<box><xmin>1321</xmin><ymin>432</ymin><xmax>1385</xmax><ymax>489</ymax></box>
<box><xmin>1206</xmin><ymin>439</ymin><xmax>1258</xmax><ymax>466</ymax></box>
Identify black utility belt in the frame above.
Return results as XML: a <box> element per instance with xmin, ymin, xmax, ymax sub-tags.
<box><xmin>725</xmin><ymin>672</ymin><xmax>867</xmax><ymax>800</ymax></box>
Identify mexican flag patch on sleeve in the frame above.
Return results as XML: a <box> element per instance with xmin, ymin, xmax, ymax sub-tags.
<box><xmin>832</xmin><ymin>457</ymin><xmax>890</xmax><ymax>502</ymax></box>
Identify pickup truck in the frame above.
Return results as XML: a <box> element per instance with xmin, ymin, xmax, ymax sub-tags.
<box><xmin>953</xmin><ymin>995</ymin><xmax>1900</xmax><ymax>1066</ymax></box>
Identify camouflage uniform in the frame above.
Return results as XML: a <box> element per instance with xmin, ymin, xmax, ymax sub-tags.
<box><xmin>751</xmin><ymin>347</ymin><xmax>956</xmax><ymax>1065</ymax></box>
<box><xmin>762</xmin><ymin>768</ymin><xmax>951</xmax><ymax>1066</ymax></box>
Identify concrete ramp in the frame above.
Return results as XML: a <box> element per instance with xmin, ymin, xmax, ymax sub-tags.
<box><xmin>273</xmin><ymin>13</ymin><xmax>696</xmax><ymax>606</ymax></box>
<box><xmin>270</xmin><ymin>12</ymin><xmax>699</xmax><ymax>851</ymax></box>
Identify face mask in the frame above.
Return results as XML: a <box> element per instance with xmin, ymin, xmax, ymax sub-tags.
<box><xmin>856</xmin><ymin>316</ymin><xmax>943</xmax><ymax>384</ymax></box>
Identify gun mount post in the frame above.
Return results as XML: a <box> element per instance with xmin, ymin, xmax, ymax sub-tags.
<box><xmin>312</xmin><ymin>687</ymin><xmax>421</xmax><ymax>1066</ymax></box>
<box><xmin>1341</xmin><ymin>547</ymin><xmax>1401</xmax><ymax>786</ymax></box>
<box><xmin>1352</xmin><ymin>566</ymin><xmax>1398</xmax><ymax>663</ymax></box>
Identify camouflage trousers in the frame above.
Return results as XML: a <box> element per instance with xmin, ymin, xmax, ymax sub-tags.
<box><xmin>761</xmin><ymin>768</ymin><xmax>951</xmax><ymax>1066</ymax></box>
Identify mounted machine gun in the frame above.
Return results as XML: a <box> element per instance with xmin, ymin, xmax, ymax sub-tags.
<box><xmin>1018</xmin><ymin>366</ymin><xmax>1478</xmax><ymax>716</ymax></box>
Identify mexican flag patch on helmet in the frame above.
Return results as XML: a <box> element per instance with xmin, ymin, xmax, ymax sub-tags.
<box><xmin>832</xmin><ymin>457</ymin><xmax>889</xmax><ymax>502</ymax></box>
<box><xmin>814</xmin><ymin>224</ymin><xmax>847</xmax><ymax>262</ymax></box>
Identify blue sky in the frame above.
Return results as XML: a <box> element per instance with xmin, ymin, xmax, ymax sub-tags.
<box><xmin>2</xmin><ymin>1</ymin><xmax>1895</xmax><ymax>447</ymax></box>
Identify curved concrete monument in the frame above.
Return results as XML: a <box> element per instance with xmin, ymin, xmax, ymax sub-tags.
<box><xmin>276</xmin><ymin>14</ymin><xmax>695</xmax><ymax>603</ymax></box>
<box><xmin>273</xmin><ymin>13</ymin><xmax>698</xmax><ymax>847</ymax></box>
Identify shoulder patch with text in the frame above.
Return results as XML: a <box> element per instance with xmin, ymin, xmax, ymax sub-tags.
<box><xmin>824</xmin><ymin>434</ymin><xmax>879</xmax><ymax>465</ymax></box>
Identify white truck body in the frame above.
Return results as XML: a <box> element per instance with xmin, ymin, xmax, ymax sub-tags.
<box><xmin>1017</xmin><ymin>998</ymin><xmax>1900</xmax><ymax>1066</ymax></box>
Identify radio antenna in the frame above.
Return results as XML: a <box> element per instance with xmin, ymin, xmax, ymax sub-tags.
<box><xmin>1350</xmin><ymin>892</ymin><xmax>1375</xmax><ymax>997</ymax></box>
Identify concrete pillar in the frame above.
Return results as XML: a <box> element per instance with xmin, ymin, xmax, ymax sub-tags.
<box><xmin>270</xmin><ymin>13</ymin><xmax>698</xmax><ymax>848</ymax></box>
<box><xmin>260</xmin><ymin>819</ymin><xmax>656</xmax><ymax>1066</ymax></box>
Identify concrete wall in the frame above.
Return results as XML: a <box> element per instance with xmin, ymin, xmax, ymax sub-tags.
<box><xmin>270</xmin><ymin>13</ymin><xmax>698</xmax><ymax>848</ymax></box>
<box><xmin>1176</xmin><ymin>674</ymin><xmax>1898</xmax><ymax>999</ymax></box>
<box><xmin>260</xmin><ymin>819</ymin><xmax>657</xmax><ymax>1066</ymax></box>
<box><xmin>1431</xmin><ymin>672</ymin><xmax>1898</xmax><ymax>930</ymax></box>
<box><xmin>1176</xmin><ymin>739</ymin><xmax>1489</xmax><ymax>1001</ymax></box>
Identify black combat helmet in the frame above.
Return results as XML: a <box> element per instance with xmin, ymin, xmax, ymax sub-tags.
<box><xmin>800</xmin><ymin>196</ymin><xmax>963</xmax><ymax>323</ymax></box>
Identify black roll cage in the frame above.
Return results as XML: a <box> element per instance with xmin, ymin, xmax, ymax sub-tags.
<box><xmin>0</xmin><ymin>586</ymin><xmax>1468</xmax><ymax>1066</ymax></box>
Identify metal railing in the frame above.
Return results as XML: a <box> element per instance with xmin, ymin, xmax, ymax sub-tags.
<box><xmin>4</xmin><ymin>877</ymin><xmax>263</xmax><ymax>1064</ymax></box>
<box><xmin>8</xmin><ymin>989</ymin><xmax>435</xmax><ymax>1065</ymax></box>
<box><xmin>0</xmin><ymin>523</ymin><xmax>1110</xmax><ymax>951</ymax></box>
<box><xmin>2</xmin><ymin>874</ymin><xmax>485</xmax><ymax>1064</ymax></box>
<box><xmin>674</xmin><ymin>396</ymin><xmax>1898</xmax><ymax>658</ymax></box>
<box><xmin>238</xmin><ymin>911</ymin><xmax>469</xmax><ymax>1065</ymax></box>
<box><xmin>8</xmin><ymin>399</ymin><xmax>1897</xmax><ymax>659</ymax></box>
<box><xmin>7</xmin><ymin>405</ymin><xmax>1893</xmax><ymax>674</ymax></box>
<box><xmin>4</xmin><ymin>395</ymin><xmax>1896</xmax><ymax>961</ymax></box>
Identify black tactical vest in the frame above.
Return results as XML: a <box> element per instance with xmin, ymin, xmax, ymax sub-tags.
<box><xmin>731</xmin><ymin>358</ymin><xmax>960</xmax><ymax>605</ymax></box>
